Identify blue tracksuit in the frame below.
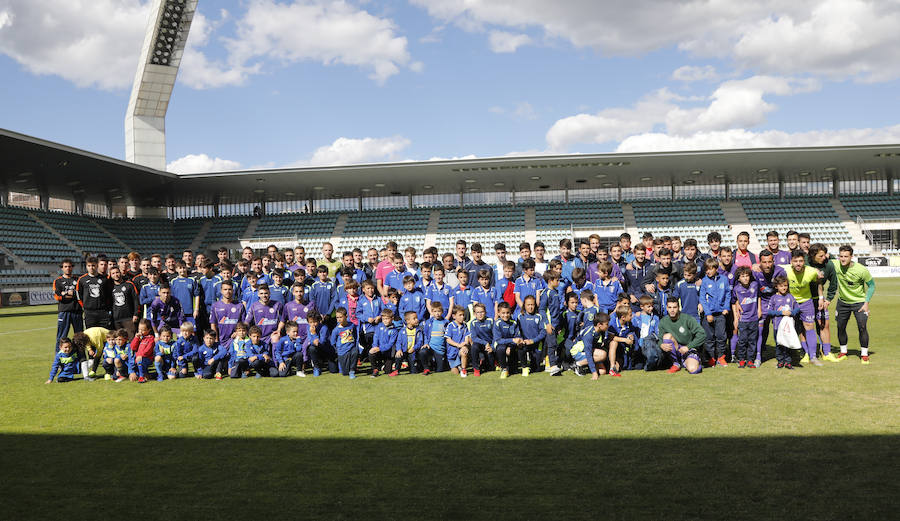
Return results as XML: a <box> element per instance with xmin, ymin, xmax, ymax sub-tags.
<box><xmin>356</xmin><ymin>295</ymin><xmax>383</xmax><ymax>338</ymax></box>
<box><xmin>674</xmin><ymin>278</ymin><xmax>702</xmax><ymax>321</ymax></box>
<box><xmin>138</xmin><ymin>282</ymin><xmax>160</xmax><ymax>318</ymax></box>
<box><xmin>492</xmin><ymin>318</ymin><xmax>520</xmax><ymax>371</ymax></box>
<box><xmin>594</xmin><ymin>278</ymin><xmax>623</xmax><ymax>313</ymax></box>
<box><xmin>444</xmin><ymin>321</ymin><xmax>470</xmax><ymax>369</ymax></box>
<box><xmin>700</xmin><ymin>274</ymin><xmax>731</xmax><ymax>315</ymax></box>
<box><xmin>273</xmin><ymin>335</ymin><xmax>305</xmax><ymax>376</ymax></box>
<box><xmin>241</xmin><ymin>287</ymin><xmax>259</xmax><ymax>308</ymax></box>
<box><xmin>169</xmin><ymin>276</ymin><xmax>200</xmax><ymax>318</ymax></box>
<box><xmin>198</xmin><ymin>274</ymin><xmax>221</xmax><ymax>309</ymax></box>
<box><xmin>425</xmin><ymin>283</ymin><xmax>452</xmax><ymax>314</ymax></box>
<box><xmin>248</xmin><ymin>341</ymin><xmax>275</xmax><ymax>376</ymax></box>
<box><xmin>563</xmin><ymin>308</ymin><xmax>582</xmax><ymax>344</ymax></box>
<box><xmin>468</xmin><ymin>317</ymin><xmax>494</xmax><ymax>370</ymax></box>
<box><xmin>268</xmin><ymin>284</ymin><xmax>289</xmax><ymax>306</ymax></box>
<box><xmin>399</xmin><ymin>288</ymin><xmax>427</xmax><ymax>321</ymax></box>
<box><xmin>571</xmin><ymin>325</ymin><xmax>609</xmax><ymax>374</ymax></box>
<box><xmin>174</xmin><ymin>335</ymin><xmax>200</xmax><ymax>369</ymax></box>
<box><xmin>624</xmin><ymin>261</ymin><xmax>651</xmax><ymax>303</ymax></box>
<box><xmin>394</xmin><ymin>325</ymin><xmax>426</xmax><ymax>373</ymax></box>
<box><xmin>310</xmin><ymin>279</ymin><xmax>336</xmax><ymax>316</ymax></box>
<box><xmin>48</xmin><ymin>350</ymin><xmax>79</xmax><ymax>381</ymax></box>
<box><xmin>517</xmin><ymin>310</ymin><xmax>547</xmax><ymax>370</ymax></box>
<box><xmin>567</xmin><ymin>281</ymin><xmax>594</xmax><ymax>311</ymax></box>
<box><xmin>154</xmin><ymin>339</ymin><xmax>176</xmax><ymax>380</ymax></box>
<box><xmin>452</xmin><ymin>285</ymin><xmax>473</xmax><ymax>315</ymax></box>
<box><xmin>373</xmin><ymin>322</ymin><xmax>401</xmax><ymax>353</ymax></box>
<box><xmin>196</xmin><ymin>342</ymin><xmax>227</xmax><ymax>378</ymax></box>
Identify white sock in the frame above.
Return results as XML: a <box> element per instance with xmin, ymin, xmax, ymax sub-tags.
<box><xmin>840</xmin><ymin>345</ymin><xmax>848</xmax><ymax>354</ymax></box>
<box><xmin>861</xmin><ymin>347</ymin><xmax>868</xmax><ymax>357</ymax></box>
<box><xmin>81</xmin><ymin>361</ymin><xmax>89</xmax><ymax>378</ymax></box>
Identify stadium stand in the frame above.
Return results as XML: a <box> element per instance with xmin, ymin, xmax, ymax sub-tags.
<box><xmin>173</xmin><ymin>218</ymin><xmax>207</xmax><ymax>251</ymax></box>
<box><xmin>0</xmin><ymin>269</ymin><xmax>54</xmax><ymax>288</ymax></box>
<box><xmin>0</xmin><ymin>206</ymin><xmax>79</xmax><ymax>264</ymax></box>
<box><xmin>195</xmin><ymin>216</ymin><xmax>250</xmax><ymax>251</ymax></box>
<box><xmin>739</xmin><ymin>197</ymin><xmax>853</xmax><ymax>248</ymax></box>
<box><xmin>631</xmin><ymin>199</ymin><xmax>733</xmax><ymax>245</ymax></box>
<box><xmin>534</xmin><ymin>201</ymin><xmax>624</xmax><ymax>245</ymax></box>
<box><xmin>840</xmin><ymin>194</ymin><xmax>900</xmax><ymax>221</ymax></box>
<box><xmin>36</xmin><ymin>211</ymin><xmax>128</xmax><ymax>258</ymax></box>
<box><xmin>96</xmin><ymin>217</ymin><xmax>178</xmax><ymax>255</ymax></box>
<box><xmin>339</xmin><ymin>209</ymin><xmax>430</xmax><ymax>252</ymax></box>
<box><xmin>255</xmin><ymin>211</ymin><xmax>341</xmax><ymax>253</ymax></box>
<box><xmin>434</xmin><ymin>205</ymin><xmax>525</xmax><ymax>252</ymax></box>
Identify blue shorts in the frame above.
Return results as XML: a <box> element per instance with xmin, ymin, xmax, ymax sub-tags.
<box><xmin>797</xmin><ymin>300</ymin><xmax>816</xmax><ymax>323</ymax></box>
<box><xmin>573</xmin><ymin>351</ymin><xmax>587</xmax><ymax>362</ymax></box>
<box><xmin>446</xmin><ymin>346</ymin><xmax>461</xmax><ymax>368</ymax></box>
<box><xmin>812</xmin><ymin>299</ymin><xmax>829</xmax><ymax>322</ymax></box>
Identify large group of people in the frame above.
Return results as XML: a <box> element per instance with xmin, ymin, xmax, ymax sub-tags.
<box><xmin>47</xmin><ymin>228</ymin><xmax>875</xmax><ymax>383</ymax></box>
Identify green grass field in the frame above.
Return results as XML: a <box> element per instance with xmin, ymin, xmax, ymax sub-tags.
<box><xmin>1</xmin><ymin>281</ymin><xmax>898</xmax><ymax>520</ymax></box>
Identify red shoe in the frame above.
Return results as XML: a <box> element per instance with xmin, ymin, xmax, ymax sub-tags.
<box><xmin>609</xmin><ymin>370</ymin><xmax>622</xmax><ymax>377</ymax></box>
<box><xmin>357</xmin><ymin>359</ymin><xmax>362</xmax><ymax>367</ymax></box>
<box><xmin>473</xmin><ymin>369</ymin><xmax>481</xmax><ymax>377</ymax></box>
<box><xmin>747</xmin><ymin>361</ymin><xmax>757</xmax><ymax>369</ymax></box>
<box><xmin>371</xmin><ymin>369</ymin><xmax>379</xmax><ymax>377</ymax></box>
<box><xmin>738</xmin><ymin>360</ymin><xmax>746</xmax><ymax>368</ymax></box>
<box><xmin>137</xmin><ymin>376</ymin><xmax>147</xmax><ymax>383</ymax></box>
<box><xmin>422</xmin><ymin>369</ymin><xmax>431</xmax><ymax>375</ymax></box>
<box><xmin>705</xmin><ymin>358</ymin><xmax>716</xmax><ymax>368</ymax></box>
<box><xmin>666</xmin><ymin>365</ymin><xmax>680</xmax><ymax>373</ymax></box>
<box><xmin>836</xmin><ymin>352</ymin><xmax>848</xmax><ymax>361</ymax></box>
<box><xmin>388</xmin><ymin>370</ymin><xmax>399</xmax><ymax>377</ymax></box>
<box><xmin>716</xmin><ymin>356</ymin><xmax>728</xmax><ymax>367</ymax></box>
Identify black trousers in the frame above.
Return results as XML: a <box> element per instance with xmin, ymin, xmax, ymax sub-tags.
<box><xmin>836</xmin><ymin>300</ymin><xmax>869</xmax><ymax>348</ymax></box>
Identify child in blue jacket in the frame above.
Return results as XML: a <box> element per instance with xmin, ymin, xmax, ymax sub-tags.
<box><xmin>394</xmin><ymin>311</ymin><xmax>426</xmax><ymax>375</ymax></box>
<box><xmin>174</xmin><ymin>322</ymin><xmax>201</xmax><ymax>378</ymax></box>
<box><xmin>330</xmin><ymin>308</ymin><xmax>358</xmax><ymax>378</ymax></box>
<box><xmin>46</xmin><ymin>338</ymin><xmax>79</xmax><ymax>383</ymax></box>
<box><xmin>516</xmin><ymin>296</ymin><xmax>546</xmax><ymax>376</ymax></box>
<box><xmin>153</xmin><ymin>326</ymin><xmax>177</xmax><ymax>381</ymax></box>
<box><xmin>468</xmin><ymin>303</ymin><xmax>494</xmax><ymax>376</ymax></box>
<box><xmin>371</xmin><ymin>309</ymin><xmax>401</xmax><ymax>377</ymax></box>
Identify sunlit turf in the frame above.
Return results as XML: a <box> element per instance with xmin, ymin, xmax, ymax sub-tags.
<box><xmin>1</xmin><ymin>281</ymin><xmax>898</xmax><ymax>520</ymax></box>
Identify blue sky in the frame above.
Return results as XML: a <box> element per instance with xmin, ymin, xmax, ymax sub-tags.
<box><xmin>1</xmin><ymin>0</ymin><xmax>900</xmax><ymax>173</ymax></box>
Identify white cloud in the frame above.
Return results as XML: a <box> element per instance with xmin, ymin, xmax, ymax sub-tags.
<box><xmin>733</xmin><ymin>0</ymin><xmax>900</xmax><ymax>83</ymax></box>
<box><xmin>672</xmin><ymin>65</ymin><xmax>718</xmax><ymax>82</ymax></box>
<box><xmin>412</xmin><ymin>1</ymin><xmax>900</xmax><ymax>82</ymax></box>
<box><xmin>490</xmin><ymin>101</ymin><xmax>537</xmax><ymax>120</ymax></box>
<box><xmin>167</xmin><ymin>154</ymin><xmax>242</xmax><ymax>174</ymax></box>
<box><xmin>225</xmin><ymin>0</ymin><xmax>413</xmax><ymax>84</ymax></box>
<box><xmin>546</xmin><ymin>77</ymin><xmax>819</xmax><ymax>150</ymax></box>
<box><xmin>615</xmin><ymin>125</ymin><xmax>900</xmax><ymax>153</ymax></box>
<box><xmin>0</xmin><ymin>0</ymin><xmax>150</xmax><ymax>90</ymax></box>
<box><xmin>488</xmin><ymin>30</ymin><xmax>531</xmax><ymax>53</ymax></box>
<box><xmin>297</xmin><ymin>136</ymin><xmax>412</xmax><ymax>166</ymax></box>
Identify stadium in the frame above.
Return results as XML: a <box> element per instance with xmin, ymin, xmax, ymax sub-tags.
<box><xmin>0</xmin><ymin>1</ymin><xmax>897</xmax><ymax>520</ymax></box>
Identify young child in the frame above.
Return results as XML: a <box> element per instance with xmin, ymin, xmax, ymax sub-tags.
<box><xmin>425</xmin><ymin>266</ymin><xmax>452</xmax><ymax>320</ymax></box>
<box><xmin>356</xmin><ymin>279</ymin><xmax>383</xmax><ymax>359</ymax></box>
<box><xmin>579</xmin><ymin>290</ymin><xmax>599</xmax><ymax>324</ymax></box>
<box><xmin>567</xmin><ymin>268</ymin><xmax>594</xmax><ymax>310</ymax></box>
<box><xmin>399</xmin><ymin>276</ymin><xmax>427</xmax><ymax>321</ymax></box>
<box><xmin>336</xmin><ymin>280</ymin><xmax>360</xmax><ymax>328</ymax></box>
<box><xmin>415</xmin><ymin>262</ymin><xmax>434</xmax><ymax>294</ymax></box>
<box><xmin>149</xmin><ymin>284</ymin><xmax>184</xmax><ymax>335</ymax></box>
<box><xmin>393</xmin><ymin>311</ymin><xmax>426</xmax><ymax>375</ymax></box>
<box><xmin>422</xmin><ymin>302</ymin><xmax>448</xmax><ymax>373</ymax></box>
<box><xmin>100</xmin><ymin>330</ymin><xmax>122</xmax><ymax>381</ymax></box>
<box><xmin>493</xmin><ymin>261</ymin><xmax>517</xmax><ymax>316</ymax></box>
<box><xmin>516</xmin><ymin>295</ymin><xmax>546</xmax><ymax>377</ymax></box>
<box><xmin>513</xmin><ymin>259</ymin><xmax>546</xmax><ymax>317</ymax></box>
<box><xmin>247</xmin><ymin>325</ymin><xmax>276</xmax><ymax>377</ymax></box>
<box><xmin>195</xmin><ymin>329</ymin><xmax>228</xmax><ymax>380</ymax></box>
<box><xmin>241</xmin><ymin>272</ymin><xmax>260</xmax><ymax>308</ymax></box>
<box><xmin>268</xmin><ymin>269</ymin><xmax>289</xmax><ymax>305</ymax></box>
<box><xmin>309</xmin><ymin>266</ymin><xmax>336</xmax><ymax>320</ymax></box>
<box><xmin>153</xmin><ymin>326</ymin><xmax>177</xmax><ymax>381</ymax></box>
<box><xmin>138</xmin><ymin>267</ymin><xmax>161</xmax><ymax>319</ymax></box>
<box><xmin>732</xmin><ymin>266</ymin><xmax>761</xmax><ymax>368</ymax></box>
<box><xmin>562</xmin><ymin>293</ymin><xmax>582</xmax><ymax>363</ymax></box>
<box><xmin>540</xmin><ymin>271</ymin><xmax>564</xmax><ymax>375</ymax></box>
<box><xmin>452</xmin><ymin>270</ymin><xmax>473</xmax><ymax>321</ymax></box>
<box><xmin>46</xmin><ymin>337</ymin><xmax>79</xmax><ymax>383</ymax></box>
<box><xmin>445</xmin><ymin>305</ymin><xmax>471</xmax><ymax>377</ymax></box>
<box><xmin>594</xmin><ymin>262</ymin><xmax>623</xmax><ymax>314</ymax></box>
<box><xmin>766</xmin><ymin>276</ymin><xmax>800</xmax><ymax>369</ymax></box>
<box><xmin>674</xmin><ymin>262</ymin><xmax>702</xmax><ymax>323</ymax></box>
<box><xmin>228</xmin><ymin>323</ymin><xmax>252</xmax><ymax>378</ymax></box>
<box><xmin>371</xmin><ymin>309</ymin><xmax>401</xmax><ymax>377</ymax></box>
<box><xmin>130</xmin><ymin>319</ymin><xmax>156</xmax><ymax>383</ymax></box>
<box><xmin>607</xmin><ymin>306</ymin><xmax>636</xmax><ymax>376</ymax></box>
<box><xmin>570</xmin><ymin>313</ymin><xmax>611</xmax><ymax>380</ymax></box>
<box><xmin>646</xmin><ymin>271</ymin><xmax>673</xmax><ymax>318</ymax></box>
<box><xmin>330</xmin><ymin>308</ymin><xmax>358</xmax><ymax>378</ymax></box>
<box><xmin>273</xmin><ymin>321</ymin><xmax>306</xmax><ymax>377</ymax></box>
<box><xmin>632</xmin><ymin>296</ymin><xmax>662</xmax><ymax>370</ymax></box>
<box><xmin>700</xmin><ymin>257</ymin><xmax>731</xmax><ymax>367</ymax></box>
<box><xmin>170</xmin><ymin>261</ymin><xmax>200</xmax><ymax>327</ymax></box>
<box><xmin>471</xmin><ymin>269</ymin><xmax>497</xmax><ymax>319</ymax></box>
<box><xmin>174</xmin><ymin>322</ymin><xmax>200</xmax><ymax>378</ymax></box>
<box><xmin>468</xmin><ymin>303</ymin><xmax>494</xmax><ymax>376</ymax></box>
<box><xmin>306</xmin><ymin>311</ymin><xmax>336</xmax><ymax>376</ymax></box>
<box><xmin>386</xmin><ymin>289</ymin><xmax>402</xmax><ymax>328</ymax></box>
<box><xmin>492</xmin><ymin>301</ymin><xmax>522</xmax><ymax>379</ymax></box>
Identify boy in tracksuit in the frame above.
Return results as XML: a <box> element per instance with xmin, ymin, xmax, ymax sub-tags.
<box><xmin>371</xmin><ymin>309</ymin><xmax>401</xmax><ymax>377</ymax></box>
<box><xmin>229</xmin><ymin>323</ymin><xmax>252</xmax><ymax>378</ymax></box>
<box><xmin>608</xmin><ymin>307</ymin><xmax>637</xmax><ymax>376</ymax></box>
<box><xmin>195</xmin><ymin>330</ymin><xmax>228</xmax><ymax>380</ymax></box>
<box><xmin>471</xmin><ymin>269</ymin><xmax>496</xmax><ymax>319</ymax></box>
<box><xmin>732</xmin><ymin>267</ymin><xmax>761</xmax><ymax>368</ymax></box>
<box><xmin>330</xmin><ymin>308</ymin><xmax>358</xmax><ymax>378</ymax></box>
<box><xmin>468</xmin><ymin>303</ymin><xmax>494</xmax><ymax>376</ymax></box>
<box><xmin>153</xmin><ymin>326</ymin><xmax>177</xmax><ymax>381</ymax></box>
<box><xmin>356</xmin><ymin>280</ymin><xmax>383</xmax><ymax>360</ymax></box>
<box><xmin>699</xmin><ymin>258</ymin><xmax>731</xmax><ymax>367</ymax></box>
<box><xmin>267</xmin><ymin>269</ymin><xmax>290</xmax><ymax>306</ymax></box>
<box><xmin>673</xmin><ymin>263</ymin><xmax>702</xmax><ymax>323</ymax></box>
<box><xmin>445</xmin><ymin>305</ymin><xmax>471</xmax><ymax>377</ymax></box>
<box><xmin>393</xmin><ymin>311</ymin><xmax>426</xmax><ymax>375</ymax></box>
<box><xmin>248</xmin><ymin>325</ymin><xmax>277</xmax><ymax>377</ymax></box>
<box><xmin>130</xmin><ymin>319</ymin><xmax>156</xmax><ymax>383</ymax></box>
<box><xmin>766</xmin><ymin>277</ymin><xmax>800</xmax><ymax>369</ymax></box>
<box><xmin>492</xmin><ymin>302</ymin><xmax>522</xmax><ymax>379</ymax></box>
<box><xmin>149</xmin><ymin>285</ymin><xmax>184</xmax><ymax>335</ymax></box>
<box><xmin>632</xmin><ymin>296</ymin><xmax>662</xmax><ymax>371</ymax></box>
<box><xmin>46</xmin><ymin>338</ymin><xmax>79</xmax><ymax>383</ymax></box>
<box><xmin>138</xmin><ymin>268</ymin><xmax>161</xmax><ymax>319</ymax></box>
<box><xmin>306</xmin><ymin>312</ymin><xmax>336</xmax><ymax>376</ymax></box>
<box><xmin>101</xmin><ymin>329</ymin><xmax>128</xmax><ymax>381</ymax></box>
<box><xmin>562</xmin><ymin>293</ymin><xmax>582</xmax><ymax>363</ymax></box>
<box><xmin>594</xmin><ymin>262</ymin><xmax>623</xmax><ymax>314</ymax></box>
<box><xmin>422</xmin><ymin>302</ymin><xmax>448</xmax><ymax>373</ymax></box>
<box><xmin>273</xmin><ymin>321</ymin><xmax>306</xmax><ymax>377</ymax></box>
<box><xmin>173</xmin><ymin>322</ymin><xmax>201</xmax><ymax>378</ymax></box>
<box><xmin>540</xmin><ymin>271</ymin><xmax>564</xmax><ymax>375</ymax></box>
<box><xmin>452</xmin><ymin>270</ymin><xmax>474</xmax><ymax>321</ymax></box>
<box><xmin>309</xmin><ymin>266</ymin><xmax>337</xmax><ymax>325</ymax></box>
<box><xmin>645</xmin><ymin>271</ymin><xmax>674</xmax><ymax>318</ymax></box>
<box><xmin>570</xmin><ymin>313</ymin><xmax>611</xmax><ymax>379</ymax></box>
<box><xmin>170</xmin><ymin>261</ymin><xmax>200</xmax><ymax>327</ymax></box>
<box><xmin>517</xmin><ymin>295</ymin><xmax>547</xmax><ymax>376</ymax></box>
<box><xmin>399</xmin><ymin>276</ymin><xmax>428</xmax><ymax>321</ymax></box>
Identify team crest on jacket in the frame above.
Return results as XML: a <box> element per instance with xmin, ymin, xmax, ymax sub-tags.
<box><xmin>231</xmin><ymin>307</ymin><xmax>237</xmax><ymax>313</ymax></box>
<box><xmin>679</xmin><ymin>327</ymin><xmax>685</xmax><ymax>333</ymax></box>
<box><xmin>114</xmin><ymin>293</ymin><xmax>125</xmax><ymax>306</ymax></box>
<box><xmin>90</xmin><ymin>286</ymin><xmax>100</xmax><ymax>298</ymax></box>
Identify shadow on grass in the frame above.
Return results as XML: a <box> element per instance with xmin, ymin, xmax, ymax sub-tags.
<box><xmin>1</xmin><ymin>434</ymin><xmax>896</xmax><ymax>520</ymax></box>
<box><xmin>0</xmin><ymin>309</ymin><xmax>58</xmax><ymax>318</ymax></box>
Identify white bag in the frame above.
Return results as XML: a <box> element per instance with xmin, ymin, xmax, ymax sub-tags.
<box><xmin>776</xmin><ymin>317</ymin><xmax>802</xmax><ymax>350</ymax></box>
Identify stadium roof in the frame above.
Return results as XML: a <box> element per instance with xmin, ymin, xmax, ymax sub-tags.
<box><xmin>2</xmin><ymin>127</ymin><xmax>899</xmax><ymax>206</ymax></box>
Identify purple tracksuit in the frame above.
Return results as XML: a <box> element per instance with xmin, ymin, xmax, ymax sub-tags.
<box><xmin>753</xmin><ymin>266</ymin><xmax>786</xmax><ymax>359</ymax></box>
<box><xmin>766</xmin><ymin>293</ymin><xmax>800</xmax><ymax>365</ymax></box>
<box><xmin>249</xmin><ymin>301</ymin><xmax>284</xmax><ymax>347</ymax></box>
<box><xmin>733</xmin><ymin>281</ymin><xmax>759</xmax><ymax>362</ymax></box>
<box><xmin>209</xmin><ymin>300</ymin><xmax>245</xmax><ymax>349</ymax></box>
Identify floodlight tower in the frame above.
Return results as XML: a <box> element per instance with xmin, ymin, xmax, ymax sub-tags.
<box><xmin>125</xmin><ymin>0</ymin><xmax>198</xmax><ymax>171</ymax></box>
